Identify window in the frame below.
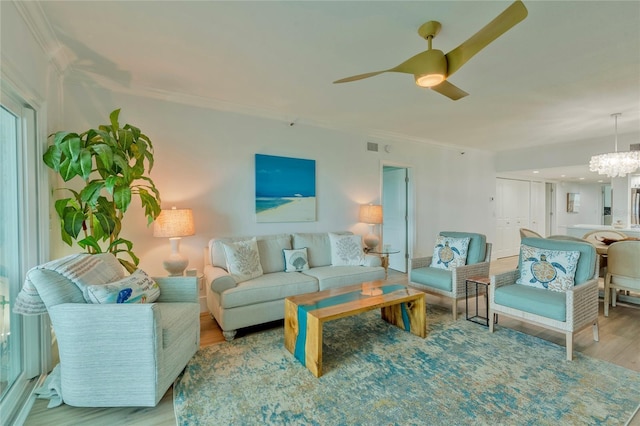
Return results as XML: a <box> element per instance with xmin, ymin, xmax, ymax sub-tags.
<box><xmin>0</xmin><ymin>88</ymin><xmax>47</xmax><ymax>424</ymax></box>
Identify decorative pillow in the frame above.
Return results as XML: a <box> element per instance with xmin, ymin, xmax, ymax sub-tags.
<box><xmin>283</xmin><ymin>248</ymin><xmax>309</xmax><ymax>272</ymax></box>
<box><xmin>329</xmin><ymin>233</ymin><xmax>365</xmax><ymax>266</ymax></box>
<box><xmin>516</xmin><ymin>244</ymin><xmax>581</xmax><ymax>292</ymax></box>
<box><xmin>430</xmin><ymin>236</ymin><xmax>470</xmax><ymax>270</ymax></box>
<box><xmin>222</xmin><ymin>237</ymin><xmax>263</xmax><ymax>283</ymax></box>
<box><xmin>85</xmin><ymin>269</ymin><xmax>160</xmax><ymax>304</ymax></box>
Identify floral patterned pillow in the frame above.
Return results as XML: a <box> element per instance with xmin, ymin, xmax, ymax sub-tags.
<box><xmin>222</xmin><ymin>237</ymin><xmax>263</xmax><ymax>283</ymax></box>
<box><xmin>429</xmin><ymin>236</ymin><xmax>470</xmax><ymax>271</ymax></box>
<box><xmin>329</xmin><ymin>233</ymin><xmax>365</xmax><ymax>266</ymax></box>
<box><xmin>516</xmin><ymin>244</ymin><xmax>580</xmax><ymax>292</ymax></box>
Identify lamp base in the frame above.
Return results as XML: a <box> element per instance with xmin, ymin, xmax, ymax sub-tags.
<box><xmin>363</xmin><ymin>233</ymin><xmax>380</xmax><ymax>252</ymax></box>
<box><xmin>163</xmin><ymin>237</ymin><xmax>189</xmax><ymax>276</ymax></box>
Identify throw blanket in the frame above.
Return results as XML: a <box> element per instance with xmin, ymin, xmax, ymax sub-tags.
<box><xmin>35</xmin><ymin>364</ymin><xmax>63</xmax><ymax>408</ymax></box>
<box><xmin>13</xmin><ymin>253</ymin><xmax>123</xmax><ymax>315</ymax></box>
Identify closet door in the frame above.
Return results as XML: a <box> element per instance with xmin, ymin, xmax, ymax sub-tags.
<box><xmin>495</xmin><ymin>178</ymin><xmax>530</xmax><ymax>258</ymax></box>
<box><xmin>530</xmin><ymin>181</ymin><xmax>546</xmax><ymax>236</ymax></box>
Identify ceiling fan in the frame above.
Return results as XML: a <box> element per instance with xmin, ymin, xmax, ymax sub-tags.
<box><xmin>333</xmin><ymin>0</ymin><xmax>528</xmax><ymax>100</ymax></box>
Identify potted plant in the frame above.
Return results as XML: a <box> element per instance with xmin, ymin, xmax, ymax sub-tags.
<box><xmin>43</xmin><ymin>109</ymin><xmax>161</xmax><ymax>272</ymax></box>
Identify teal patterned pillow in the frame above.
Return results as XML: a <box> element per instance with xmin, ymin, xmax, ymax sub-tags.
<box><xmin>430</xmin><ymin>236</ymin><xmax>470</xmax><ymax>270</ymax></box>
<box><xmin>283</xmin><ymin>248</ymin><xmax>309</xmax><ymax>272</ymax></box>
<box><xmin>517</xmin><ymin>244</ymin><xmax>581</xmax><ymax>292</ymax></box>
<box><xmin>222</xmin><ymin>237</ymin><xmax>263</xmax><ymax>283</ymax></box>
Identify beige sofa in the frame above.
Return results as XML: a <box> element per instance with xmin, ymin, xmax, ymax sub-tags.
<box><xmin>204</xmin><ymin>232</ymin><xmax>385</xmax><ymax>340</ymax></box>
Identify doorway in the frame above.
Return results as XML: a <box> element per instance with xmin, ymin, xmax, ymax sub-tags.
<box><xmin>382</xmin><ymin>165</ymin><xmax>412</xmax><ymax>273</ymax></box>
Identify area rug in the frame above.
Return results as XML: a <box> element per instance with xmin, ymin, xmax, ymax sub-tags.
<box><xmin>174</xmin><ymin>306</ymin><xmax>640</xmax><ymax>425</ymax></box>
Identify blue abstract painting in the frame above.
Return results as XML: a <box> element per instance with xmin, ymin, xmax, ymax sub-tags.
<box><xmin>255</xmin><ymin>154</ymin><xmax>316</xmax><ymax>223</ymax></box>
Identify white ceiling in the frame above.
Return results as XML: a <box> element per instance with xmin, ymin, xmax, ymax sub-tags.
<box><xmin>33</xmin><ymin>0</ymin><xmax>640</xmax><ymax>157</ymax></box>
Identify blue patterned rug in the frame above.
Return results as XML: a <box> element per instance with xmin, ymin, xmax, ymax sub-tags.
<box><xmin>174</xmin><ymin>306</ymin><xmax>640</xmax><ymax>425</ymax></box>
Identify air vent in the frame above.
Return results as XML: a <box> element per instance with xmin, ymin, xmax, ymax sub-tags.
<box><xmin>367</xmin><ymin>142</ymin><xmax>379</xmax><ymax>152</ymax></box>
<box><xmin>630</xmin><ymin>143</ymin><xmax>640</xmax><ymax>151</ymax></box>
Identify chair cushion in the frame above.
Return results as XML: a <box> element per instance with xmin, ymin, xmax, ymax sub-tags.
<box><xmin>410</xmin><ymin>266</ymin><xmax>452</xmax><ymax>292</ymax></box>
<box><xmin>520</xmin><ymin>237</ymin><xmax>596</xmax><ymax>285</ymax></box>
<box><xmin>495</xmin><ymin>284</ymin><xmax>566</xmax><ymax>321</ymax></box>
<box><xmin>430</xmin><ymin>235</ymin><xmax>470</xmax><ymax>270</ymax></box>
<box><xmin>440</xmin><ymin>232</ymin><xmax>487</xmax><ymax>264</ymax></box>
<box><xmin>516</xmin><ymin>244</ymin><xmax>580</xmax><ymax>292</ymax></box>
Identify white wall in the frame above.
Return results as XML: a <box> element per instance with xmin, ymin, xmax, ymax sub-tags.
<box><xmin>555</xmin><ymin>182</ymin><xmax>602</xmax><ymax>232</ymax></box>
<box><xmin>54</xmin><ymin>82</ymin><xmax>496</xmax><ymax>276</ymax></box>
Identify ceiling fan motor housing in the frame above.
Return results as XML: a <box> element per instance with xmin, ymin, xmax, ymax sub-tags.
<box><xmin>414</xmin><ymin>49</ymin><xmax>447</xmax><ymax>87</ymax></box>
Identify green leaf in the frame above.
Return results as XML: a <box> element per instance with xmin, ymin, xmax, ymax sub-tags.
<box><xmin>68</xmin><ymin>135</ymin><xmax>82</xmax><ymax>162</ymax></box>
<box><xmin>79</xmin><ymin>148</ymin><xmax>93</xmax><ymax>180</ymax></box>
<box><xmin>43</xmin><ymin>145</ymin><xmax>62</xmax><ymax>171</ymax></box>
<box><xmin>78</xmin><ymin>236</ymin><xmax>103</xmax><ymax>253</ymax></box>
<box><xmin>114</xmin><ymin>186</ymin><xmax>132</xmax><ymax>212</ymax></box>
<box><xmin>94</xmin><ymin>211</ymin><xmax>116</xmax><ymax>237</ymax></box>
<box><xmin>59</xmin><ymin>157</ymin><xmax>77</xmax><ymax>181</ymax></box>
<box><xmin>52</xmin><ymin>131</ymin><xmax>72</xmax><ymax>146</ymax></box>
<box><xmin>112</xmin><ymin>154</ymin><xmax>131</xmax><ymax>182</ymax></box>
<box><xmin>80</xmin><ymin>180</ymin><xmax>104</xmax><ymax>205</ymax></box>
<box><xmin>91</xmin><ymin>143</ymin><xmax>114</xmax><ymax>170</ymax></box>
<box><xmin>54</xmin><ymin>198</ymin><xmax>71</xmax><ymax>219</ymax></box>
<box><xmin>109</xmin><ymin>109</ymin><xmax>121</xmax><ymax>134</ymax></box>
<box><xmin>63</xmin><ymin>208</ymin><xmax>85</xmax><ymax>238</ymax></box>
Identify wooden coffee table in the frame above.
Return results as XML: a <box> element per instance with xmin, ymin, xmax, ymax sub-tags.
<box><xmin>284</xmin><ymin>281</ymin><xmax>426</xmax><ymax>377</ymax></box>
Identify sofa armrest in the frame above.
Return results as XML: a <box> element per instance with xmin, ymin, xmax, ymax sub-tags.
<box><xmin>154</xmin><ymin>276</ymin><xmax>198</xmax><ymax>303</ymax></box>
<box><xmin>204</xmin><ymin>265</ymin><xmax>237</xmax><ymax>294</ymax></box>
<box><xmin>410</xmin><ymin>256</ymin><xmax>433</xmax><ymax>270</ymax></box>
<box><xmin>363</xmin><ymin>254</ymin><xmax>382</xmax><ymax>267</ymax></box>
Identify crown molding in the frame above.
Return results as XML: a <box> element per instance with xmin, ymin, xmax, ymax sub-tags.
<box><xmin>12</xmin><ymin>0</ymin><xmax>72</xmax><ymax>75</ymax></box>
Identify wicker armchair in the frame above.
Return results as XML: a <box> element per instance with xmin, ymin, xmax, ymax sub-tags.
<box><xmin>489</xmin><ymin>237</ymin><xmax>599</xmax><ymax>361</ymax></box>
<box><xmin>409</xmin><ymin>232</ymin><xmax>491</xmax><ymax>320</ymax></box>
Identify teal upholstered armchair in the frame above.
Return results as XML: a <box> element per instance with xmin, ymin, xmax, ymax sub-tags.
<box><xmin>489</xmin><ymin>237</ymin><xmax>599</xmax><ymax>361</ymax></box>
<box><xmin>409</xmin><ymin>232</ymin><xmax>492</xmax><ymax>320</ymax></box>
<box><xmin>14</xmin><ymin>253</ymin><xmax>200</xmax><ymax>407</ymax></box>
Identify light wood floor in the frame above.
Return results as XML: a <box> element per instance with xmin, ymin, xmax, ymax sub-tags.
<box><xmin>24</xmin><ymin>257</ymin><xmax>640</xmax><ymax>425</ymax></box>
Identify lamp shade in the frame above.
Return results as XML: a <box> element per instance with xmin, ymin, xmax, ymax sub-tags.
<box><xmin>153</xmin><ymin>207</ymin><xmax>195</xmax><ymax>238</ymax></box>
<box><xmin>359</xmin><ymin>204</ymin><xmax>383</xmax><ymax>225</ymax></box>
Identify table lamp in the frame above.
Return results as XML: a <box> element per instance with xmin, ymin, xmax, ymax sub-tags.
<box><xmin>153</xmin><ymin>206</ymin><xmax>195</xmax><ymax>276</ymax></box>
<box><xmin>359</xmin><ymin>204</ymin><xmax>383</xmax><ymax>252</ymax></box>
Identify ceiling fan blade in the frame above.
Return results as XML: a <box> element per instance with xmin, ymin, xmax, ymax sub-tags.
<box><xmin>333</xmin><ymin>70</ymin><xmax>391</xmax><ymax>84</ymax></box>
<box><xmin>430</xmin><ymin>80</ymin><xmax>469</xmax><ymax>100</ymax></box>
<box><xmin>445</xmin><ymin>0</ymin><xmax>528</xmax><ymax>77</ymax></box>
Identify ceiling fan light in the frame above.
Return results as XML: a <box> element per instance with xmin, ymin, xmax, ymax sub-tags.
<box><xmin>415</xmin><ymin>73</ymin><xmax>445</xmax><ymax>87</ymax></box>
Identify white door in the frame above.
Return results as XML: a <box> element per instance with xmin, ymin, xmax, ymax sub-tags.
<box><xmin>382</xmin><ymin>167</ymin><xmax>407</xmax><ymax>273</ymax></box>
<box><xmin>530</xmin><ymin>181</ymin><xmax>546</xmax><ymax>235</ymax></box>
<box><xmin>495</xmin><ymin>178</ymin><xmax>530</xmax><ymax>258</ymax></box>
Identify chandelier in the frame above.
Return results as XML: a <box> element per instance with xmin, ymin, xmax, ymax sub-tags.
<box><xmin>589</xmin><ymin>113</ymin><xmax>640</xmax><ymax>178</ymax></box>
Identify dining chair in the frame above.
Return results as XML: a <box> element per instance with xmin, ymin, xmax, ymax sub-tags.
<box><xmin>604</xmin><ymin>241</ymin><xmax>640</xmax><ymax>317</ymax></box>
<box><xmin>519</xmin><ymin>228</ymin><xmax>543</xmax><ymax>239</ymax></box>
<box><xmin>582</xmin><ymin>230</ymin><xmax>629</xmax><ymax>277</ymax></box>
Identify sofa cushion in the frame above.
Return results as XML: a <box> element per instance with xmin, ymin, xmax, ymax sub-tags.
<box><xmin>302</xmin><ymin>265</ymin><xmax>385</xmax><ymax>291</ymax></box>
<box><xmin>440</xmin><ymin>232</ymin><xmax>487</xmax><ymax>265</ymax></box>
<box><xmin>222</xmin><ymin>238</ymin><xmax>263</xmax><ymax>283</ymax></box>
<box><xmin>409</xmin><ymin>267</ymin><xmax>452</xmax><ymax>292</ymax></box>
<box><xmin>494</xmin><ymin>284</ymin><xmax>566</xmax><ymax>321</ymax></box>
<box><xmin>85</xmin><ymin>269</ymin><xmax>161</xmax><ymax>304</ymax></box>
<box><xmin>329</xmin><ymin>233</ymin><xmax>365</xmax><ymax>266</ymax></box>
<box><xmin>516</xmin><ymin>244</ymin><xmax>580</xmax><ymax>292</ymax></box>
<box><xmin>283</xmin><ymin>248</ymin><xmax>309</xmax><ymax>272</ymax></box>
<box><xmin>220</xmin><ymin>272</ymin><xmax>318</xmax><ymax>309</ymax></box>
<box><xmin>209</xmin><ymin>234</ymin><xmax>291</xmax><ymax>273</ymax></box>
<box><xmin>520</xmin><ymin>237</ymin><xmax>596</xmax><ymax>285</ymax></box>
<box><xmin>292</xmin><ymin>232</ymin><xmax>350</xmax><ymax>267</ymax></box>
<box><xmin>430</xmin><ymin>235</ymin><xmax>470</xmax><ymax>270</ymax></box>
